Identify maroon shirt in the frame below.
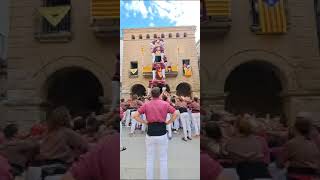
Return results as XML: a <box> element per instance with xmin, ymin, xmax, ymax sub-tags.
<box><xmin>70</xmin><ymin>133</ymin><xmax>120</xmax><ymax>180</ymax></box>
<box><xmin>0</xmin><ymin>155</ymin><xmax>12</xmax><ymax>180</ymax></box>
<box><xmin>138</xmin><ymin>98</ymin><xmax>176</xmax><ymax>123</ymax></box>
<box><xmin>200</xmin><ymin>151</ymin><xmax>223</xmax><ymax>180</ymax></box>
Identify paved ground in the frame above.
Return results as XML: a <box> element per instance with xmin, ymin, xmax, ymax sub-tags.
<box><xmin>120</xmin><ymin>127</ymin><xmax>200</xmax><ymax>180</ymax></box>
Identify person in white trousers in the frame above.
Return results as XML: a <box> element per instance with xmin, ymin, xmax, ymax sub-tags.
<box><xmin>166</xmin><ymin>113</ymin><xmax>172</xmax><ymax>139</ymax></box>
<box><xmin>190</xmin><ymin>97</ymin><xmax>200</xmax><ymax>137</ymax></box>
<box><xmin>177</xmin><ymin>97</ymin><xmax>192</xmax><ymax>141</ymax></box>
<box><xmin>133</xmin><ymin>87</ymin><xmax>177</xmax><ymax>180</ymax></box>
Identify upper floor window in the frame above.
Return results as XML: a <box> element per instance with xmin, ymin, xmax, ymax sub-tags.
<box><xmin>161</xmin><ymin>34</ymin><xmax>165</xmax><ymax>38</ymax></box>
<box><xmin>176</xmin><ymin>33</ymin><xmax>180</xmax><ymax>38</ymax></box>
<box><xmin>315</xmin><ymin>0</ymin><xmax>320</xmax><ymax>46</ymax></box>
<box><xmin>154</xmin><ymin>34</ymin><xmax>157</xmax><ymax>38</ymax></box>
<box><xmin>139</xmin><ymin>34</ymin><xmax>143</xmax><ymax>39</ymax></box>
<box><xmin>146</xmin><ymin>34</ymin><xmax>150</xmax><ymax>39</ymax></box>
<box><xmin>183</xmin><ymin>33</ymin><xmax>187</xmax><ymax>37</ymax></box>
<box><xmin>41</xmin><ymin>0</ymin><xmax>71</xmax><ymax>34</ymax></box>
<box><xmin>250</xmin><ymin>0</ymin><xmax>260</xmax><ymax>27</ymax></box>
<box><xmin>169</xmin><ymin>33</ymin><xmax>172</xmax><ymax>38</ymax></box>
<box><xmin>131</xmin><ymin>35</ymin><xmax>135</xmax><ymax>40</ymax></box>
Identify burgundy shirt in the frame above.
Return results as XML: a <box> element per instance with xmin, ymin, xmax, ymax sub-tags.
<box><xmin>200</xmin><ymin>151</ymin><xmax>223</xmax><ymax>180</ymax></box>
<box><xmin>138</xmin><ymin>98</ymin><xmax>176</xmax><ymax>123</ymax></box>
<box><xmin>0</xmin><ymin>155</ymin><xmax>12</xmax><ymax>180</ymax></box>
<box><xmin>70</xmin><ymin>133</ymin><xmax>120</xmax><ymax>180</ymax></box>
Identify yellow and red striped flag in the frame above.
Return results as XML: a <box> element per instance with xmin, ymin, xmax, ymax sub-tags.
<box><xmin>91</xmin><ymin>0</ymin><xmax>119</xmax><ymax>19</ymax></box>
<box><xmin>204</xmin><ymin>0</ymin><xmax>231</xmax><ymax>17</ymax></box>
<box><xmin>257</xmin><ymin>0</ymin><xmax>287</xmax><ymax>33</ymax></box>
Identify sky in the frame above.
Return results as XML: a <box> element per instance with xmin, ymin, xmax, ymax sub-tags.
<box><xmin>120</xmin><ymin>0</ymin><xmax>200</xmax><ymax>41</ymax></box>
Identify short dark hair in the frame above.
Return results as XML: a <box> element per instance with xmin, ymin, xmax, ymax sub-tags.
<box><xmin>3</xmin><ymin>124</ymin><xmax>18</xmax><ymax>139</ymax></box>
<box><xmin>295</xmin><ymin>117</ymin><xmax>312</xmax><ymax>136</ymax></box>
<box><xmin>205</xmin><ymin>122</ymin><xmax>222</xmax><ymax>141</ymax></box>
<box><xmin>162</xmin><ymin>95</ymin><xmax>168</xmax><ymax>101</ymax></box>
<box><xmin>151</xmin><ymin>87</ymin><xmax>161</xmax><ymax>98</ymax></box>
<box><xmin>194</xmin><ymin>97</ymin><xmax>199</xmax><ymax>102</ymax></box>
<box><xmin>120</xmin><ymin>98</ymin><xmax>125</xmax><ymax>102</ymax></box>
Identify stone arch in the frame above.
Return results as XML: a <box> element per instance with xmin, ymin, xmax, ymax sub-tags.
<box><xmin>131</xmin><ymin>84</ymin><xmax>146</xmax><ymax>97</ymax></box>
<box><xmin>215</xmin><ymin>50</ymin><xmax>297</xmax><ymax>92</ymax></box>
<box><xmin>32</xmin><ymin>56</ymin><xmax>112</xmax><ymax>102</ymax></box>
<box><xmin>176</xmin><ymin>82</ymin><xmax>192</xmax><ymax>97</ymax></box>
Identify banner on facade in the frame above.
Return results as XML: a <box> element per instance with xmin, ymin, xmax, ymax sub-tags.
<box><xmin>38</xmin><ymin>5</ymin><xmax>71</xmax><ymax>27</ymax></box>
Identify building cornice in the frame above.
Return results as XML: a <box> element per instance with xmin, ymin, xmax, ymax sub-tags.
<box><xmin>122</xmin><ymin>26</ymin><xmax>196</xmax><ymax>34</ymax></box>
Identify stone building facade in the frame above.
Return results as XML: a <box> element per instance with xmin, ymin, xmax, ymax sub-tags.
<box><xmin>121</xmin><ymin>26</ymin><xmax>200</xmax><ymax>99</ymax></box>
<box><xmin>4</xmin><ymin>0</ymin><xmax>119</xmax><ymax>130</ymax></box>
<box><xmin>201</xmin><ymin>0</ymin><xmax>320</xmax><ymax>124</ymax></box>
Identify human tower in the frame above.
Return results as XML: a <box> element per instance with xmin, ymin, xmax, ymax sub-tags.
<box><xmin>148</xmin><ymin>36</ymin><xmax>168</xmax><ymax>94</ymax></box>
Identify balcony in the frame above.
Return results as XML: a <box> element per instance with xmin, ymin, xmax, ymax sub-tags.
<box><xmin>34</xmin><ymin>5</ymin><xmax>72</xmax><ymax>42</ymax></box>
<box><xmin>201</xmin><ymin>0</ymin><xmax>231</xmax><ymax>33</ymax></box>
<box><xmin>142</xmin><ymin>65</ymin><xmax>178</xmax><ymax>78</ymax></box>
<box><xmin>91</xmin><ymin>0</ymin><xmax>120</xmax><ymax>37</ymax></box>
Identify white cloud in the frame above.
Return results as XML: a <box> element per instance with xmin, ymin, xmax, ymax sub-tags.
<box><xmin>151</xmin><ymin>1</ymin><xmax>200</xmax><ymax>41</ymax></box>
<box><xmin>149</xmin><ymin>22</ymin><xmax>155</xmax><ymax>27</ymax></box>
<box><xmin>124</xmin><ymin>1</ymin><xmax>148</xmax><ymax>19</ymax></box>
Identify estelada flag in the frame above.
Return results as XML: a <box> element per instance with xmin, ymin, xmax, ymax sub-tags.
<box><xmin>258</xmin><ymin>0</ymin><xmax>287</xmax><ymax>33</ymax></box>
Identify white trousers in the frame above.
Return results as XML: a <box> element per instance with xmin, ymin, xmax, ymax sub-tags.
<box><xmin>141</xmin><ymin>114</ymin><xmax>147</xmax><ymax>132</ymax></box>
<box><xmin>173</xmin><ymin>110</ymin><xmax>180</xmax><ymax>130</ymax></box>
<box><xmin>180</xmin><ymin>112</ymin><xmax>191</xmax><ymax>139</ymax></box>
<box><xmin>130</xmin><ymin>112</ymin><xmax>137</xmax><ymax>134</ymax></box>
<box><xmin>125</xmin><ymin>110</ymin><xmax>131</xmax><ymax>127</ymax></box>
<box><xmin>120</xmin><ymin>121</ymin><xmax>123</xmax><ymax>148</ymax></box>
<box><xmin>192</xmin><ymin>113</ymin><xmax>200</xmax><ymax>136</ymax></box>
<box><xmin>146</xmin><ymin>134</ymin><xmax>168</xmax><ymax>180</ymax></box>
<box><xmin>166</xmin><ymin>114</ymin><xmax>172</xmax><ymax>138</ymax></box>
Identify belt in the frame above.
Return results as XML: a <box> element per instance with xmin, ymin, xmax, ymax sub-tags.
<box><xmin>192</xmin><ymin>110</ymin><xmax>200</xmax><ymax>113</ymax></box>
<box><xmin>287</xmin><ymin>167</ymin><xmax>319</xmax><ymax>175</ymax></box>
<box><xmin>178</xmin><ymin>107</ymin><xmax>188</xmax><ymax>113</ymax></box>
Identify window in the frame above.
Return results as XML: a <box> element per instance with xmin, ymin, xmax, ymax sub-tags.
<box><xmin>154</xmin><ymin>34</ymin><xmax>157</xmax><ymax>38</ymax></box>
<box><xmin>161</xmin><ymin>34</ymin><xmax>165</xmax><ymax>38</ymax></box>
<box><xmin>139</xmin><ymin>34</ymin><xmax>143</xmax><ymax>39</ymax></box>
<box><xmin>131</xmin><ymin>35</ymin><xmax>135</xmax><ymax>40</ymax></box>
<box><xmin>182</xmin><ymin>59</ymin><xmax>190</xmax><ymax>66</ymax></box>
<box><xmin>130</xmin><ymin>61</ymin><xmax>138</xmax><ymax>69</ymax></box>
<box><xmin>130</xmin><ymin>61</ymin><xmax>138</xmax><ymax>76</ymax></box>
<box><xmin>169</xmin><ymin>33</ymin><xmax>172</xmax><ymax>38</ymax></box>
<box><xmin>146</xmin><ymin>34</ymin><xmax>150</xmax><ymax>39</ymax></box>
<box><xmin>250</xmin><ymin>0</ymin><xmax>260</xmax><ymax>27</ymax></box>
<box><xmin>176</xmin><ymin>33</ymin><xmax>180</xmax><ymax>38</ymax></box>
<box><xmin>315</xmin><ymin>0</ymin><xmax>320</xmax><ymax>46</ymax></box>
<box><xmin>184</xmin><ymin>33</ymin><xmax>187</xmax><ymax>37</ymax></box>
<box><xmin>41</xmin><ymin>0</ymin><xmax>71</xmax><ymax>34</ymax></box>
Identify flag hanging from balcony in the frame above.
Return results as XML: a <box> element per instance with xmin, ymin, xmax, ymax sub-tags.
<box><xmin>258</xmin><ymin>0</ymin><xmax>287</xmax><ymax>33</ymax></box>
<box><xmin>38</xmin><ymin>6</ymin><xmax>70</xmax><ymax>27</ymax></box>
<box><xmin>130</xmin><ymin>69</ymin><xmax>138</xmax><ymax>75</ymax></box>
<box><xmin>204</xmin><ymin>0</ymin><xmax>231</xmax><ymax>17</ymax></box>
<box><xmin>91</xmin><ymin>0</ymin><xmax>120</xmax><ymax>18</ymax></box>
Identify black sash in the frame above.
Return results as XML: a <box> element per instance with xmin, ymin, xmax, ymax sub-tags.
<box><xmin>147</xmin><ymin>122</ymin><xmax>167</xmax><ymax>136</ymax></box>
<box><xmin>287</xmin><ymin>166</ymin><xmax>319</xmax><ymax>176</ymax></box>
<box><xmin>178</xmin><ymin>107</ymin><xmax>188</xmax><ymax>113</ymax></box>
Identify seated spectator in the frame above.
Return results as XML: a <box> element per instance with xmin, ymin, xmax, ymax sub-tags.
<box><xmin>204</xmin><ymin>122</ymin><xmax>228</xmax><ymax>158</ymax></box>
<box><xmin>280</xmin><ymin>117</ymin><xmax>320</xmax><ymax>176</ymax></box>
<box><xmin>200</xmin><ymin>151</ymin><xmax>225</xmax><ymax>180</ymax></box>
<box><xmin>61</xmin><ymin>117</ymin><xmax>120</xmax><ymax>180</ymax></box>
<box><xmin>0</xmin><ymin>124</ymin><xmax>39</xmax><ymax>175</ymax></box>
<box><xmin>225</xmin><ymin>116</ymin><xmax>271</xmax><ymax>179</ymax></box>
<box><xmin>35</xmin><ymin>106</ymin><xmax>88</xmax><ymax>165</ymax></box>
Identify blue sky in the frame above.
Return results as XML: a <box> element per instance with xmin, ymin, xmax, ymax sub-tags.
<box><xmin>120</xmin><ymin>0</ymin><xmax>200</xmax><ymax>41</ymax></box>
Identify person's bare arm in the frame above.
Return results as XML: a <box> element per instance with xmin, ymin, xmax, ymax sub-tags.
<box><xmin>61</xmin><ymin>172</ymin><xmax>75</xmax><ymax>180</ymax></box>
<box><xmin>133</xmin><ymin>111</ymin><xmax>147</xmax><ymax>124</ymax></box>
<box><xmin>166</xmin><ymin>111</ymin><xmax>177</xmax><ymax>125</ymax></box>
